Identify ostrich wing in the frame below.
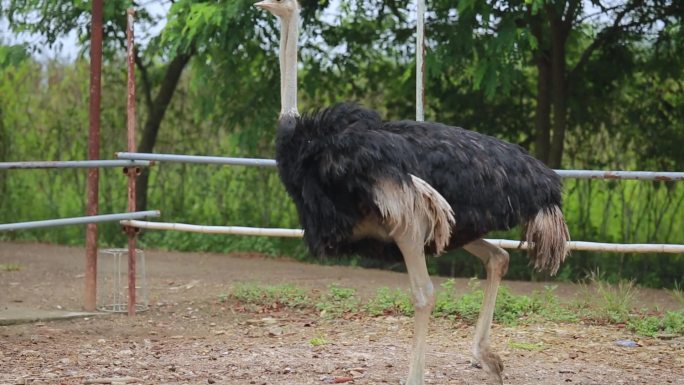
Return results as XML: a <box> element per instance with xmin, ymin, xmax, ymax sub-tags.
<box><xmin>278</xmin><ymin>104</ymin><xmax>420</xmax><ymax>258</ymax></box>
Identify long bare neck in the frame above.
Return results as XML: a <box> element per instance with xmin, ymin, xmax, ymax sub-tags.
<box><xmin>280</xmin><ymin>11</ymin><xmax>299</xmax><ymax>118</ymax></box>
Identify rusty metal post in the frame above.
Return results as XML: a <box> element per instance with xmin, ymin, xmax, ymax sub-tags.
<box><xmin>84</xmin><ymin>0</ymin><xmax>104</xmax><ymax>312</ymax></box>
<box><xmin>125</xmin><ymin>8</ymin><xmax>139</xmax><ymax>316</ymax></box>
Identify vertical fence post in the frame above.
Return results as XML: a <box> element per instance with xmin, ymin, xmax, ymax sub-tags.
<box><xmin>85</xmin><ymin>0</ymin><xmax>104</xmax><ymax>312</ymax></box>
<box><xmin>125</xmin><ymin>8</ymin><xmax>138</xmax><ymax>316</ymax></box>
<box><xmin>416</xmin><ymin>0</ymin><xmax>426</xmax><ymax>122</ymax></box>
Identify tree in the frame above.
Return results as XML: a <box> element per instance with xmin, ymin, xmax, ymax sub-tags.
<box><xmin>430</xmin><ymin>0</ymin><xmax>682</xmax><ymax>167</ymax></box>
<box><xmin>0</xmin><ymin>0</ymin><xmax>276</xmax><ymax>210</ymax></box>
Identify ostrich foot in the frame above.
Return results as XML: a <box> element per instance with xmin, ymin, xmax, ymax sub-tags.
<box><xmin>475</xmin><ymin>347</ymin><xmax>504</xmax><ymax>385</ymax></box>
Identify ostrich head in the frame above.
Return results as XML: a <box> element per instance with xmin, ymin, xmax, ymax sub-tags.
<box><xmin>255</xmin><ymin>0</ymin><xmax>300</xmax><ymax>118</ymax></box>
<box><xmin>254</xmin><ymin>0</ymin><xmax>299</xmax><ymax>19</ymax></box>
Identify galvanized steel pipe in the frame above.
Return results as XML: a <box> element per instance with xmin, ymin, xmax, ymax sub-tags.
<box><xmin>0</xmin><ymin>160</ymin><xmax>151</xmax><ymax>170</ymax></box>
<box><xmin>0</xmin><ymin>211</ymin><xmax>160</xmax><ymax>232</ymax></box>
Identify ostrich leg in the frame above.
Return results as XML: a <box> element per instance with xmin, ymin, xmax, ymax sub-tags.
<box><xmin>396</xmin><ymin>237</ymin><xmax>434</xmax><ymax>385</ymax></box>
<box><xmin>463</xmin><ymin>239</ymin><xmax>509</xmax><ymax>385</ymax></box>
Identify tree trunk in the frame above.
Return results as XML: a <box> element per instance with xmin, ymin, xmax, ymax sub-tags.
<box><xmin>534</xmin><ymin>54</ymin><xmax>552</xmax><ymax>164</ymax></box>
<box><xmin>136</xmin><ymin>52</ymin><xmax>193</xmax><ymax>211</ymax></box>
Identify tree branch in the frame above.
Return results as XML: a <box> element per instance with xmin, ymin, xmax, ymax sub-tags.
<box><xmin>138</xmin><ymin>48</ymin><xmax>195</xmax><ymax>153</ymax></box>
<box><xmin>134</xmin><ymin>53</ymin><xmax>154</xmax><ymax>112</ymax></box>
<box><xmin>563</xmin><ymin>0</ymin><xmax>581</xmax><ymax>30</ymax></box>
<box><xmin>568</xmin><ymin>1</ymin><xmax>640</xmax><ymax>81</ymax></box>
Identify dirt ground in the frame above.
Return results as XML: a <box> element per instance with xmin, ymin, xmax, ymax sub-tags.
<box><xmin>1</xmin><ymin>241</ymin><xmax>683</xmax><ymax>385</ymax></box>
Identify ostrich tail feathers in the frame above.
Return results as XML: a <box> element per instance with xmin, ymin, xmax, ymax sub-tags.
<box><xmin>523</xmin><ymin>205</ymin><xmax>570</xmax><ymax>275</ymax></box>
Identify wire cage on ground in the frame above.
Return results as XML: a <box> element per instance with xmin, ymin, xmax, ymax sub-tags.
<box><xmin>97</xmin><ymin>248</ymin><xmax>148</xmax><ymax>313</ymax></box>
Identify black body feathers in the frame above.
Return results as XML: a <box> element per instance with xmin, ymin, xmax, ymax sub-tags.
<box><xmin>276</xmin><ymin>103</ymin><xmax>564</xmax><ymax>261</ymax></box>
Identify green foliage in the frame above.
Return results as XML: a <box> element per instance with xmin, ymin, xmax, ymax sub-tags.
<box><xmin>507</xmin><ymin>341</ymin><xmax>545</xmax><ymax>351</ymax></box>
<box><xmin>575</xmin><ymin>271</ymin><xmax>638</xmax><ymax>323</ymax></box>
<box><xmin>309</xmin><ymin>334</ymin><xmax>328</xmax><ymax>346</ymax></box>
<box><xmin>530</xmin><ymin>285</ymin><xmax>578</xmax><ymax>323</ymax></box>
<box><xmin>628</xmin><ymin>311</ymin><xmax>684</xmax><ymax>337</ymax></box>
<box><xmin>315</xmin><ymin>284</ymin><xmax>361</xmax><ymax>318</ymax></box>
<box><xmin>231</xmin><ymin>282</ymin><xmax>309</xmax><ymax>309</ymax></box>
<box><xmin>434</xmin><ymin>278</ymin><xmax>482</xmax><ymax>321</ymax></box>
<box><xmin>0</xmin><ymin>263</ymin><xmax>22</xmax><ymax>272</ymax></box>
<box><xmin>364</xmin><ymin>287</ymin><xmax>413</xmax><ymax>316</ymax></box>
<box><xmin>672</xmin><ymin>283</ymin><xmax>684</xmax><ymax>308</ymax></box>
<box><xmin>433</xmin><ymin>279</ymin><xmax>577</xmax><ymax>325</ymax></box>
<box><xmin>0</xmin><ymin>44</ymin><xmax>28</xmax><ymax>68</ymax></box>
<box><xmin>219</xmin><ymin>281</ymin><xmax>683</xmax><ymax>337</ymax></box>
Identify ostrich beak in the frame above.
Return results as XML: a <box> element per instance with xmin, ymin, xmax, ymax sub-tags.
<box><xmin>254</xmin><ymin>0</ymin><xmax>272</xmax><ymax>10</ymax></box>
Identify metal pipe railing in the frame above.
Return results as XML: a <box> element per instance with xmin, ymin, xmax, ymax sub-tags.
<box><xmin>116</xmin><ymin>152</ymin><xmax>276</xmax><ymax>167</ymax></box>
<box><xmin>120</xmin><ymin>220</ymin><xmax>684</xmax><ymax>253</ymax></box>
<box><xmin>117</xmin><ymin>152</ymin><xmax>684</xmax><ymax>181</ymax></box>
<box><xmin>555</xmin><ymin>170</ymin><xmax>684</xmax><ymax>181</ymax></box>
<box><xmin>0</xmin><ymin>211</ymin><xmax>160</xmax><ymax>232</ymax></box>
<box><xmin>120</xmin><ymin>220</ymin><xmax>304</xmax><ymax>237</ymax></box>
<box><xmin>0</xmin><ymin>159</ymin><xmax>151</xmax><ymax>170</ymax></box>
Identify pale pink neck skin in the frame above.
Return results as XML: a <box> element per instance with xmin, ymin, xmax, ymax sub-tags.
<box><xmin>279</xmin><ymin>9</ymin><xmax>299</xmax><ymax>118</ymax></box>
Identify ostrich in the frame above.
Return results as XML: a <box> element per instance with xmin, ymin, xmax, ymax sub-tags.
<box><xmin>254</xmin><ymin>1</ymin><xmax>570</xmax><ymax>384</ymax></box>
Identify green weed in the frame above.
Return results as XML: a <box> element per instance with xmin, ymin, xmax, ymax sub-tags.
<box><xmin>0</xmin><ymin>263</ymin><xmax>21</xmax><ymax>272</ymax></box>
<box><xmin>531</xmin><ymin>285</ymin><xmax>578</xmax><ymax>322</ymax></box>
<box><xmin>507</xmin><ymin>340</ymin><xmax>545</xmax><ymax>351</ymax></box>
<box><xmin>220</xmin><ymin>281</ymin><xmax>681</xmax><ymax>337</ymax></box>
<box><xmin>671</xmin><ymin>282</ymin><xmax>684</xmax><ymax>308</ymax></box>
<box><xmin>315</xmin><ymin>284</ymin><xmax>361</xmax><ymax>318</ymax></box>
<box><xmin>309</xmin><ymin>334</ymin><xmax>327</xmax><ymax>346</ymax></box>
<box><xmin>364</xmin><ymin>287</ymin><xmax>413</xmax><ymax>316</ymax></box>
<box><xmin>576</xmin><ymin>270</ymin><xmax>637</xmax><ymax>323</ymax></box>
<box><xmin>434</xmin><ymin>278</ymin><xmax>482</xmax><ymax>321</ymax></box>
<box><xmin>232</xmin><ymin>282</ymin><xmax>309</xmax><ymax>308</ymax></box>
<box><xmin>628</xmin><ymin>311</ymin><xmax>684</xmax><ymax>337</ymax></box>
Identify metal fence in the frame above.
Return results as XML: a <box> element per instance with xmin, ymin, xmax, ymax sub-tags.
<box><xmin>114</xmin><ymin>151</ymin><xmax>684</xmax><ymax>254</ymax></box>
<box><xmin>2</xmin><ymin>1</ymin><xmax>683</xmax><ymax>315</ymax></box>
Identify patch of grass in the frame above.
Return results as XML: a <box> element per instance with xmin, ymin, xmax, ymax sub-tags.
<box><xmin>575</xmin><ymin>270</ymin><xmax>637</xmax><ymax>323</ymax></box>
<box><xmin>433</xmin><ymin>278</ymin><xmax>554</xmax><ymax>325</ymax></box>
<box><xmin>0</xmin><ymin>263</ymin><xmax>21</xmax><ymax>272</ymax></box>
<box><xmin>231</xmin><ymin>282</ymin><xmax>309</xmax><ymax>309</ymax></box>
<box><xmin>507</xmin><ymin>340</ymin><xmax>545</xmax><ymax>351</ymax></box>
<box><xmin>365</xmin><ymin>287</ymin><xmax>413</xmax><ymax>317</ymax></box>
<box><xmin>671</xmin><ymin>282</ymin><xmax>684</xmax><ymax>308</ymax></box>
<box><xmin>531</xmin><ymin>285</ymin><xmax>579</xmax><ymax>323</ymax></box>
<box><xmin>434</xmin><ymin>278</ymin><xmax>482</xmax><ymax>321</ymax></box>
<box><xmin>494</xmin><ymin>286</ymin><xmax>537</xmax><ymax>325</ymax></box>
<box><xmin>315</xmin><ymin>284</ymin><xmax>361</xmax><ymax>318</ymax></box>
<box><xmin>220</xmin><ymin>280</ymin><xmax>682</xmax><ymax>338</ymax></box>
<box><xmin>309</xmin><ymin>334</ymin><xmax>327</xmax><ymax>346</ymax></box>
<box><xmin>628</xmin><ymin>311</ymin><xmax>684</xmax><ymax>337</ymax></box>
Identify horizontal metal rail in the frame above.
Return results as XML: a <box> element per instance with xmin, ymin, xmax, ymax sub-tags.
<box><xmin>121</xmin><ymin>220</ymin><xmax>683</xmax><ymax>253</ymax></box>
<box><xmin>555</xmin><ymin>170</ymin><xmax>684</xmax><ymax>181</ymax></box>
<box><xmin>0</xmin><ymin>159</ymin><xmax>152</xmax><ymax>170</ymax></box>
<box><xmin>0</xmin><ymin>211</ymin><xmax>161</xmax><ymax>232</ymax></box>
<box><xmin>484</xmin><ymin>239</ymin><xmax>684</xmax><ymax>254</ymax></box>
<box><xmin>116</xmin><ymin>152</ymin><xmax>276</xmax><ymax>167</ymax></box>
<box><xmin>120</xmin><ymin>220</ymin><xmax>304</xmax><ymax>237</ymax></box>
<box><xmin>117</xmin><ymin>152</ymin><xmax>684</xmax><ymax>181</ymax></box>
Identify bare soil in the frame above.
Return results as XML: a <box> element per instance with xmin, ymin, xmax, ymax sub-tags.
<box><xmin>1</xmin><ymin>241</ymin><xmax>683</xmax><ymax>385</ymax></box>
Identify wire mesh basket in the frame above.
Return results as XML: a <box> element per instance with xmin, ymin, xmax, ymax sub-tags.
<box><xmin>97</xmin><ymin>248</ymin><xmax>148</xmax><ymax>313</ymax></box>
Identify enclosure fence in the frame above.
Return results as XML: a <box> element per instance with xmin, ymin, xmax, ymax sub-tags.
<box><xmin>1</xmin><ymin>1</ymin><xmax>683</xmax><ymax>315</ymax></box>
<box><xmin>114</xmin><ymin>152</ymin><xmax>684</xmax><ymax>254</ymax></box>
